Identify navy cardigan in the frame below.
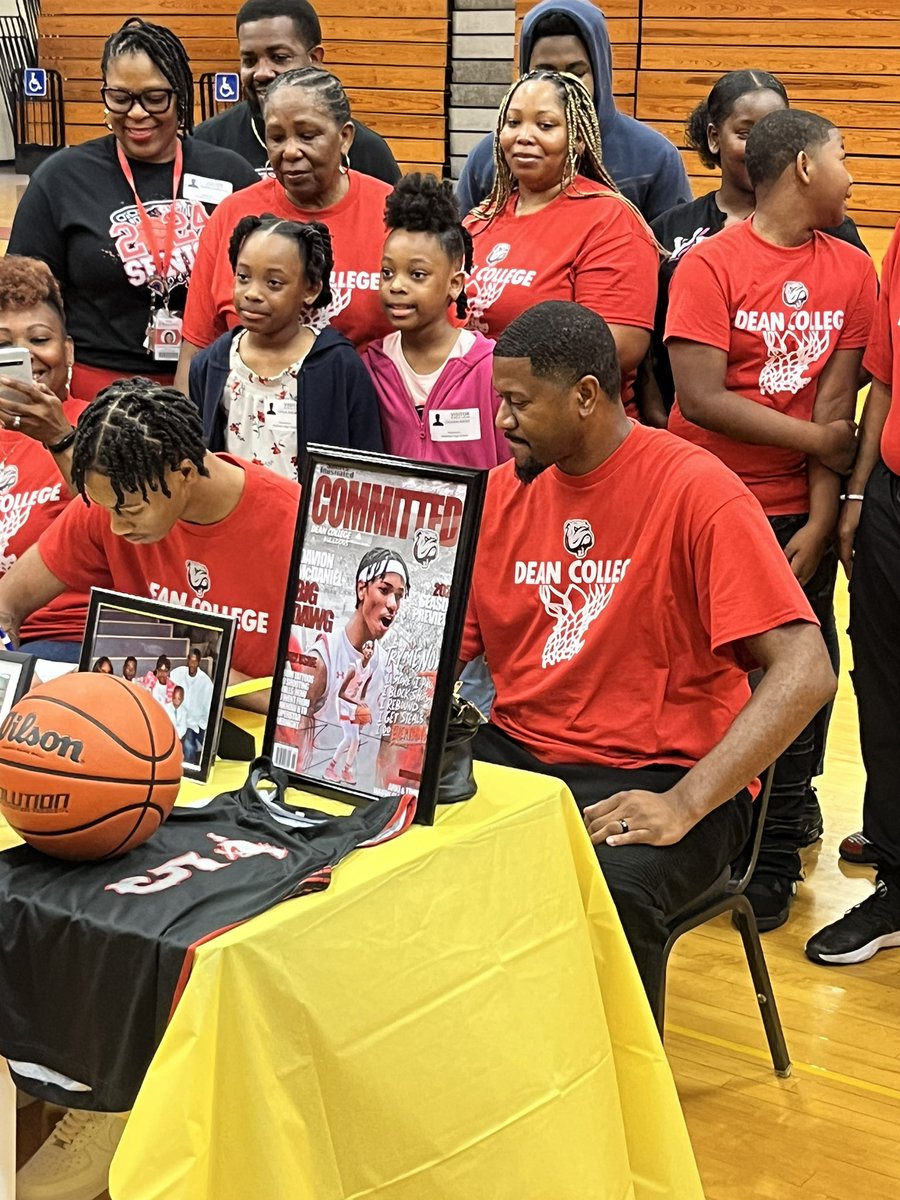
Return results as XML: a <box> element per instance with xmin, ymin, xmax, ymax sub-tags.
<box><xmin>190</xmin><ymin>325</ymin><xmax>384</xmax><ymax>459</ymax></box>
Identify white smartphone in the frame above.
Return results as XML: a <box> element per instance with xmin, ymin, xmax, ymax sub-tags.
<box><xmin>0</xmin><ymin>347</ymin><xmax>33</xmax><ymax>402</ymax></box>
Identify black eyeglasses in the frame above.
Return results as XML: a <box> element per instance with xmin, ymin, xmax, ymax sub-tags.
<box><xmin>100</xmin><ymin>87</ymin><xmax>176</xmax><ymax>114</ymax></box>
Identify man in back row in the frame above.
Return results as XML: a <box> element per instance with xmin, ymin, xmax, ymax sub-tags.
<box><xmin>456</xmin><ymin>0</ymin><xmax>690</xmax><ymax>221</ymax></box>
<box><xmin>194</xmin><ymin>0</ymin><xmax>400</xmax><ymax>184</ymax></box>
<box><xmin>462</xmin><ymin>301</ymin><xmax>835</xmax><ymax>1007</ymax></box>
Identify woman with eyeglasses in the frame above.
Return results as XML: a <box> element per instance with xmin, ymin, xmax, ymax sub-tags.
<box><xmin>7</xmin><ymin>17</ymin><xmax>258</xmax><ymax>400</ymax></box>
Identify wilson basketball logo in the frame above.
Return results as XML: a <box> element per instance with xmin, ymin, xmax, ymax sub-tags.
<box><xmin>186</xmin><ymin>558</ymin><xmax>211</xmax><ymax>597</ymax></box>
<box><xmin>782</xmin><ymin>281</ymin><xmax>809</xmax><ymax>309</ymax></box>
<box><xmin>563</xmin><ymin>519</ymin><xmax>595</xmax><ymax>560</ymax></box>
<box><xmin>0</xmin><ymin>711</ymin><xmax>84</xmax><ymax>762</ymax></box>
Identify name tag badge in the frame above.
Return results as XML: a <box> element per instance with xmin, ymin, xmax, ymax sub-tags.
<box><xmin>182</xmin><ymin>173</ymin><xmax>235</xmax><ymax>206</ymax></box>
<box><xmin>269</xmin><ymin>402</ymin><xmax>296</xmax><ymax>434</ymax></box>
<box><xmin>428</xmin><ymin>408</ymin><xmax>481</xmax><ymax>442</ymax></box>
<box><xmin>150</xmin><ymin>312</ymin><xmax>183</xmax><ymax>361</ymax></box>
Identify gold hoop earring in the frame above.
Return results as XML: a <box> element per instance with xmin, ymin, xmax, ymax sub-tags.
<box><xmin>103</xmin><ymin>107</ymin><xmax>113</xmax><ymax>131</ymax></box>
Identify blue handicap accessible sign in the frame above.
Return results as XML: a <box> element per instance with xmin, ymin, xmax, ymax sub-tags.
<box><xmin>214</xmin><ymin>73</ymin><xmax>240</xmax><ymax>103</ymax></box>
<box><xmin>23</xmin><ymin>68</ymin><xmax>47</xmax><ymax>99</ymax></box>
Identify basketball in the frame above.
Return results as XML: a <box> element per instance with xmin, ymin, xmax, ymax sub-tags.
<box><xmin>0</xmin><ymin>673</ymin><xmax>183</xmax><ymax>861</ymax></box>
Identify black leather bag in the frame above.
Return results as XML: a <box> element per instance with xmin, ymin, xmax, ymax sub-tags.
<box><xmin>437</xmin><ymin>694</ymin><xmax>482</xmax><ymax>805</ymax></box>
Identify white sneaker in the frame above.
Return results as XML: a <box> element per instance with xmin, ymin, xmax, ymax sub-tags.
<box><xmin>16</xmin><ymin>1108</ymin><xmax>125</xmax><ymax>1200</ymax></box>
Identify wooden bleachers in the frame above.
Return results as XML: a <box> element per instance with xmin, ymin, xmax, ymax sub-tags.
<box><xmin>35</xmin><ymin>0</ymin><xmax>449</xmax><ymax>176</ymax></box>
<box><xmin>638</xmin><ymin>0</ymin><xmax>900</xmax><ymax>228</ymax></box>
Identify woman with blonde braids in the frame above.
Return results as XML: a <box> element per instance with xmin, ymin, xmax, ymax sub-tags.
<box><xmin>464</xmin><ymin>70</ymin><xmax>659</xmax><ymax>413</ymax></box>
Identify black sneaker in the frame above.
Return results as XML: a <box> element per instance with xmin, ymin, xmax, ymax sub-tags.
<box><xmin>839</xmin><ymin>831</ymin><xmax>880</xmax><ymax>866</ymax></box>
<box><xmin>805</xmin><ymin>880</ymin><xmax>900</xmax><ymax>965</ymax></box>
<box><xmin>743</xmin><ymin>874</ymin><xmax>797</xmax><ymax>932</ymax></box>
<box><xmin>799</xmin><ymin>787</ymin><xmax>824</xmax><ymax>847</ymax></box>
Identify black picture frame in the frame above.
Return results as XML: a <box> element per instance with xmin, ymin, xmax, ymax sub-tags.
<box><xmin>78</xmin><ymin>589</ymin><xmax>236</xmax><ymax>782</ymax></box>
<box><xmin>264</xmin><ymin>446</ymin><xmax>485</xmax><ymax>825</ymax></box>
<box><xmin>0</xmin><ymin>651</ymin><xmax>36</xmax><ymax>724</ymax></box>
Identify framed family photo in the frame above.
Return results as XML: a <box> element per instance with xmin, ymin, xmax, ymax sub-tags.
<box><xmin>265</xmin><ymin>447</ymin><xmax>485</xmax><ymax>825</ymax></box>
<box><xmin>78</xmin><ymin>590</ymin><xmax>236</xmax><ymax>782</ymax></box>
<box><xmin>0</xmin><ymin>652</ymin><xmax>36</xmax><ymax>725</ymax></box>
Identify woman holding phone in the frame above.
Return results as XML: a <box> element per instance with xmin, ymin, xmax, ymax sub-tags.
<box><xmin>0</xmin><ymin>256</ymin><xmax>89</xmax><ymax>661</ymax></box>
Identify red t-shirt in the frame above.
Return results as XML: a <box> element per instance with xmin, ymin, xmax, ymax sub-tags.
<box><xmin>666</xmin><ymin>218</ymin><xmax>876</xmax><ymax>515</ymax></box>
<box><xmin>863</xmin><ymin>218</ymin><xmax>900</xmax><ymax>472</ymax></box>
<box><xmin>0</xmin><ymin>394</ymin><xmax>89</xmax><ymax>643</ymax></box>
<box><xmin>461</xmin><ymin>422</ymin><xmax>815</xmax><ymax>770</ymax></box>
<box><xmin>38</xmin><ymin>455</ymin><xmax>300</xmax><ymax>678</ymax></box>
<box><xmin>464</xmin><ymin>178</ymin><xmax>658</xmax><ymax>409</ymax></box>
<box><xmin>182</xmin><ymin>171</ymin><xmax>393</xmax><ymax>351</ymax></box>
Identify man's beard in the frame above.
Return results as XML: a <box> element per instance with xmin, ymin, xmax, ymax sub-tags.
<box><xmin>514</xmin><ymin>455</ymin><xmax>548</xmax><ymax>485</ymax></box>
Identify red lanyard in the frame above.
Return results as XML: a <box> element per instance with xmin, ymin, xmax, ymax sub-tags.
<box><xmin>116</xmin><ymin>138</ymin><xmax>184</xmax><ymax>305</ymax></box>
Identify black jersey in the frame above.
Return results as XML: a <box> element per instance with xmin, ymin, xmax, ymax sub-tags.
<box><xmin>0</xmin><ymin>759</ymin><xmax>414</xmax><ymax>1112</ymax></box>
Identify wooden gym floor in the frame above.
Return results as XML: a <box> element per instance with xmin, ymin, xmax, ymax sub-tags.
<box><xmin>2</xmin><ymin>169</ymin><xmax>898</xmax><ymax>1198</ymax></box>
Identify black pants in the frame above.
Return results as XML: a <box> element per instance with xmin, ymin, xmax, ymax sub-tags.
<box><xmin>755</xmin><ymin>514</ymin><xmax>839</xmax><ymax>881</ymax></box>
<box><xmin>473</xmin><ymin>723</ymin><xmax>752</xmax><ymax>1009</ymax></box>
<box><xmin>849</xmin><ymin>462</ymin><xmax>900</xmax><ymax>880</ymax></box>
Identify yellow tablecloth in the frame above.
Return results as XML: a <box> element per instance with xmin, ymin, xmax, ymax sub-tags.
<box><xmin>4</xmin><ymin>713</ymin><xmax>703</xmax><ymax>1199</ymax></box>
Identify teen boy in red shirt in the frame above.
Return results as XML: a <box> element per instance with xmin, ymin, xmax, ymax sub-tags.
<box><xmin>0</xmin><ymin>379</ymin><xmax>299</xmax><ymax>706</ymax></box>
<box><xmin>462</xmin><ymin>301</ymin><xmax>835</xmax><ymax>1008</ymax></box>
<box><xmin>665</xmin><ymin>108</ymin><xmax>877</xmax><ymax>931</ymax></box>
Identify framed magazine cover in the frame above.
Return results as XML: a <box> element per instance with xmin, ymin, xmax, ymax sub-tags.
<box><xmin>264</xmin><ymin>447</ymin><xmax>486</xmax><ymax>824</ymax></box>
<box><xmin>78</xmin><ymin>589</ymin><xmax>236</xmax><ymax>782</ymax></box>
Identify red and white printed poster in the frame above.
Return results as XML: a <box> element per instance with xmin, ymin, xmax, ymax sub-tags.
<box><xmin>270</xmin><ymin>458</ymin><xmax>474</xmax><ymax>804</ymax></box>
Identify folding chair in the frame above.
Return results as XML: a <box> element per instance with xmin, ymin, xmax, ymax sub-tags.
<box><xmin>656</xmin><ymin>765</ymin><xmax>791</xmax><ymax>1077</ymax></box>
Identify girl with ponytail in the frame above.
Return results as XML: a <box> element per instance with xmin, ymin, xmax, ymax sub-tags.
<box><xmin>188</xmin><ymin>213</ymin><xmax>382</xmax><ymax>476</ymax></box>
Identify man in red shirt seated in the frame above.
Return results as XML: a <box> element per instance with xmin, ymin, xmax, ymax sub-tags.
<box><xmin>0</xmin><ymin>379</ymin><xmax>300</xmax><ymax>710</ymax></box>
<box><xmin>461</xmin><ymin>301</ymin><xmax>835</xmax><ymax>1008</ymax></box>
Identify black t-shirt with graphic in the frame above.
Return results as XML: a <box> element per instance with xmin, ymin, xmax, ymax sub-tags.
<box><xmin>648</xmin><ymin>190</ymin><xmax>868</xmax><ymax>410</ymax></box>
<box><xmin>7</xmin><ymin>135</ymin><xmax>258</xmax><ymax>376</ymax></box>
<box><xmin>194</xmin><ymin>101</ymin><xmax>401</xmax><ymax>186</ymax></box>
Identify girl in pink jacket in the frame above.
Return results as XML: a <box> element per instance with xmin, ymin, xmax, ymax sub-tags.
<box><xmin>363</xmin><ymin>174</ymin><xmax>510</xmax><ymax>469</ymax></box>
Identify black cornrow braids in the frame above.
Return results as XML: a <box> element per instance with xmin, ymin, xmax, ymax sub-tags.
<box><xmin>384</xmin><ymin>173</ymin><xmax>473</xmax><ymax>318</ymax></box>
<box><xmin>72</xmin><ymin>378</ymin><xmax>210</xmax><ymax>506</ymax></box>
<box><xmin>227</xmin><ymin>212</ymin><xmax>334</xmax><ymax>309</ymax></box>
<box><xmin>264</xmin><ymin>66</ymin><xmax>351</xmax><ymax>128</ymax></box>
<box><xmin>101</xmin><ymin>16</ymin><xmax>195</xmax><ymax>134</ymax></box>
